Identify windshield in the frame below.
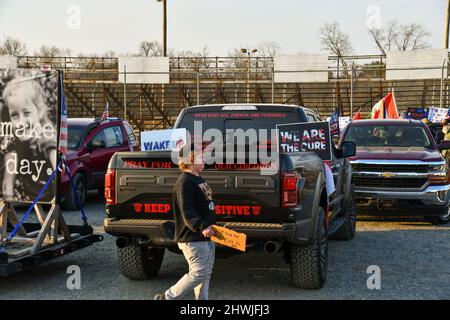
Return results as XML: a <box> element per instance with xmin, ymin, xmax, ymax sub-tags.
<box><xmin>68</xmin><ymin>125</ymin><xmax>85</xmax><ymax>150</ymax></box>
<box><xmin>344</xmin><ymin>124</ymin><xmax>433</xmax><ymax>149</ymax></box>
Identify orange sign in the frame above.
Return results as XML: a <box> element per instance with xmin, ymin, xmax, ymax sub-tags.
<box><xmin>210</xmin><ymin>225</ymin><xmax>247</xmax><ymax>252</ymax></box>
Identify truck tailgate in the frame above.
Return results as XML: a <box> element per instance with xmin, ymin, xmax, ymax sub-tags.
<box><xmin>107</xmin><ymin>153</ymin><xmax>285</xmax><ymax>223</ymax></box>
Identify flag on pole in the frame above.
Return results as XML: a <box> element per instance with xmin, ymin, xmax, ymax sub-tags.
<box><xmin>369</xmin><ymin>91</ymin><xmax>399</xmax><ymax>119</ymax></box>
<box><xmin>58</xmin><ymin>72</ymin><xmax>68</xmax><ymax>155</ymax></box>
<box><xmin>370</xmin><ymin>98</ymin><xmax>384</xmax><ymax>119</ymax></box>
<box><xmin>323</xmin><ymin>161</ymin><xmax>335</xmax><ymax>197</ymax></box>
<box><xmin>329</xmin><ymin>109</ymin><xmax>340</xmax><ymax>136</ymax></box>
<box><xmin>383</xmin><ymin>92</ymin><xmax>399</xmax><ymax>119</ymax></box>
<box><xmin>352</xmin><ymin>109</ymin><xmax>362</xmax><ymax>120</ymax></box>
<box><xmin>101</xmin><ymin>101</ymin><xmax>109</xmax><ymax>121</ymax></box>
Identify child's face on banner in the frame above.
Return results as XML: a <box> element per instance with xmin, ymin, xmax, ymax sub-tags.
<box><xmin>7</xmin><ymin>90</ymin><xmax>41</xmax><ymax>141</ymax></box>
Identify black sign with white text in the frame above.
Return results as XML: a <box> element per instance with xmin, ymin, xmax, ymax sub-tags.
<box><xmin>0</xmin><ymin>69</ymin><xmax>59</xmax><ymax>203</ymax></box>
<box><xmin>277</xmin><ymin>121</ymin><xmax>332</xmax><ymax>160</ymax></box>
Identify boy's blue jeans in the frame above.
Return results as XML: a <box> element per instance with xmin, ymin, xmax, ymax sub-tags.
<box><xmin>165</xmin><ymin>240</ymin><xmax>215</xmax><ymax>300</ymax></box>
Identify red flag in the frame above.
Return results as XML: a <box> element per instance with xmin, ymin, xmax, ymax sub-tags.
<box><xmin>383</xmin><ymin>92</ymin><xmax>399</xmax><ymax>119</ymax></box>
<box><xmin>352</xmin><ymin>111</ymin><xmax>362</xmax><ymax>120</ymax></box>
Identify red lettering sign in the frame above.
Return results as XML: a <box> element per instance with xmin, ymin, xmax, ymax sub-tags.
<box><xmin>214</xmin><ymin>205</ymin><xmax>262</xmax><ymax>216</ymax></box>
<box><xmin>133</xmin><ymin>203</ymin><xmax>171</xmax><ymax>214</ymax></box>
<box><xmin>133</xmin><ymin>203</ymin><xmax>261</xmax><ymax>216</ymax></box>
<box><xmin>124</xmin><ymin>161</ymin><xmax>173</xmax><ymax>169</ymax></box>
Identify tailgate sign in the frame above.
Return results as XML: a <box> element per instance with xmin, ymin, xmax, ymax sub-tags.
<box><xmin>140</xmin><ymin>128</ymin><xmax>187</xmax><ymax>151</ymax></box>
<box><xmin>210</xmin><ymin>225</ymin><xmax>247</xmax><ymax>252</ymax></box>
<box><xmin>215</xmin><ymin>205</ymin><xmax>261</xmax><ymax>216</ymax></box>
<box><xmin>277</xmin><ymin>122</ymin><xmax>332</xmax><ymax>160</ymax></box>
<box><xmin>131</xmin><ymin>203</ymin><xmax>261</xmax><ymax>216</ymax></box>
<box><xmin>123</xmin><ymin>160</ymin><xmax>174</xmax><ymax>169</ymax></box>
<box><xmin>134</xmin><ymin>203</ymin><xmax>171</xmax><ymax>214</ymax></box>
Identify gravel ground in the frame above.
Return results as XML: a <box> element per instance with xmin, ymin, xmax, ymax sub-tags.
<box><xmin>1</xmin><ymin>191</ymin><xmax>449</xmax><ymax>300</ymax></box>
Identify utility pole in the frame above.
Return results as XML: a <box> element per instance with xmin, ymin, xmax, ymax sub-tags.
<box><xmin>445</xmin><ymin>0</ymin><xmax>450</xmax><ymax>49</ymax></box>
<box><xmin>241</xmin><ymin>48</ymin><xmax>257</xmax><ymax>103</ymax></box>
<box><xmin>156</xmin><ymin>0</ymin><xmax>167</xmax><ymax>56</ymax></box>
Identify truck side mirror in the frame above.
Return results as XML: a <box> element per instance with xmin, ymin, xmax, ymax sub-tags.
<box><xmin>340</xmin><ymin>141</ymin><xmax>356</xmax><ymax>158</ymax></box>
<box><xmin>438</xmin><ymin>140</ymin><xmax>450</xmax><ymax>151</ymax></box>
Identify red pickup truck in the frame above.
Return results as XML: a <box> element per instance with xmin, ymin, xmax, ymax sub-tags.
<box><xmin>341</xmin><ymin>119</ymin><xmax>450</xmax><ymax>225</ymax></box>
<box><xmin>61</xmin><ymin>118</ymin><xmax>139</xmax><ymax>209</ymax></box>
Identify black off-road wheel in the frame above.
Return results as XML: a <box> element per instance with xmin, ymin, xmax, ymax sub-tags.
<box><xmin>331</xmin><ymin>192</ymin><xmax>357</xmax><ymax>240</ymax></box>
<box><xmin>117</xmin><ymin>245</ymin><xmax>165</xmax><ymax>280</ymax></box>
<box><xmin>290</xmin><ymin>207</ymin><xmax>328</xmax><ymax>289</ymax></box>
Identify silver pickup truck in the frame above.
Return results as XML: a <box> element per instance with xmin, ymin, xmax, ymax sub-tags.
<box><xmin>341</xmin><ymin>119</ymin><xmax>450</xmax><ymax>225</ymax></box>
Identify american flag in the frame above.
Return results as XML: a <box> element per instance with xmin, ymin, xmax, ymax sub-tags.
<box><xmin>101</xmin><ymin>101</ymin><xmax>109</xmax><ymax>121</ymax></box>
<box><xmin>59</xmin><ymin>72</ymin><xmax>68</xmax><ymax>155</ymax></box>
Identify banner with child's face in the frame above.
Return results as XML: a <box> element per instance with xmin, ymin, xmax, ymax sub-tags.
<box><xmin>0</xmin><ymin>69</ymin><xmax>59</xmax><ymax>203</ymax></box>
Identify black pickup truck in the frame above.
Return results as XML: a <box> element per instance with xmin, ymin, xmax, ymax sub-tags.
<box><xmin>104</xmin><ymin>104</ymin><xmax>356</xmax><ymax>289</ymax></box>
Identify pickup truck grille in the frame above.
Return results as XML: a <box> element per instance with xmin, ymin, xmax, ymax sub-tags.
<box><xmin>351</xmin><ymin>163</ymin><xmax>428</xmax><ymax>173</ymax></box>
<box><xmin>352</xmin><ymin>176</ymin><xmax>428</xmax><ymax>189</ymax></box>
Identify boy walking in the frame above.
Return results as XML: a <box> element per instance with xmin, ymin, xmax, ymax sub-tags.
<box><xmin>154</xmin><ymin>148</ymin><xmax>216</xmax><ymax>300</ymax></box>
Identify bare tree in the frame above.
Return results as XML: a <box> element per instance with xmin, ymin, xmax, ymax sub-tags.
<box><xmin>36</xmin><ymin>45</ymin><xmax>62</xmax><ymax>57</ymax></box>
<box><xmin>257</xmin><ymin>41</ymin><xmax>280</xmax><ymax>58</ymax></box>
<box><xmin>227</xmin><ymin>47</ymin><xmax>249</xmax><ymax>69</ymax></box>
<box><xmin>319</xmin><ymin>22</ymin><xmax>353</xmax><ymax>79</ymax></box>
<box><xmin>176</xmin><ymin>46</ymin><xmax>210</xmax><ymax>71</ymax></box>
<box><xmin>385</xmin><ymin>21</ymin><xmax>401</xmax><ymax>51</ymax></box>
<box><xmin>319</xmin><ymin>22</ymin><xmax>353</xmax><ymax>58</ymax></box>
<box><xmin>395</xmin><ymin>23</ymin><xmax>430</xmax><ymax>50</ymax></box>
<box><xmin>138</xmin><ymin>41</ymin><xmax>163</xmax><ymax>56</ymax></box>
<box><xmin>0</xmin><ymin>35</ymin><xmax>28</xmax><ymax>56</ymax></box>
<box><xmin>102</xmin><ymin>50</ymin><xmax>116</xmax><ymax>58</ymax></box>
<box><xmin>369</xmin><ymin>20</ymin><xmax>430</xmax><ymax>53</ymax></box>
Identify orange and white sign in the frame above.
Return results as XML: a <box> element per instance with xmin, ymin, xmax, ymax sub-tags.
<box><xmin>210</xmin><ymin>225</ymin><xmax>247</xmax><ymax>252</ymax></box>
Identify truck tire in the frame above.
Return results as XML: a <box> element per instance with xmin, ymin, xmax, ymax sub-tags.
<box><xmin>117</xmin><ymin>245</ymin><xmax>165</xmax><ymax>280</ymax></box>
<box><xmin>331</xmin><ymin>192</ymin><xmax>356</xmax><ymax>240</ymax></box>
<box><xmin>290</xmin><ymin>207</ymin><xmax>328</xmax><ymax>289</ymax></box>
<box><xmin>425</xmin><ymin>207</ymin><xmax>450</xmax><ymax>225</ymax></box>
<box><xmin>62</xmin><ymin>173</ymin><xmax>87</xmax><ymax>211</ymax></box>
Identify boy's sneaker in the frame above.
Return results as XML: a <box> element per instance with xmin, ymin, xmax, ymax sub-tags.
<box><xmin>153</xmin><ymin>293</ymin><xmax>166</xmax><ymax>300</ymax></box>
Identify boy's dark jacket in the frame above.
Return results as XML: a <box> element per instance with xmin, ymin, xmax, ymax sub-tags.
<box><xmin>173</xmin><ymin>171</ymin><xmax>216</xmax><ymax>242</ymax></box>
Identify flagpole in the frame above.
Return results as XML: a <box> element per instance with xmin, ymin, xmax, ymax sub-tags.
<box><xmin>350</xmin><ymin>63</ymin><xmax>353</xmax><ymax>117</ymax></box>
<box><xmin>123</xmin><ymin>65</ymin><xmax>127</xmax><ymax>121</ymax></box>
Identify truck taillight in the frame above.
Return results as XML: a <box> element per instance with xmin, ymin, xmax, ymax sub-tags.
<box><xmin>105</xmin><ymin>169</ymin><xmax>116</xmax><ymax>205</ymax></box>
<box><xmin>282</xmin><ymin>172</ymin><xmax>300</xmax><ymax>208</ymax></box>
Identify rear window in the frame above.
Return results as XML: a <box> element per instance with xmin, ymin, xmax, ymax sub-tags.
<box><xmin>178</xmin><ymin>110</ymin><xmax>302</xmax><ymax>134</ymax></box>
<box><xmin>344</xmin><ymin>124</ymin><xmax>433</xmax><ymax>149</ymax></box>
<box><xmin>68</xmin><ymin>125</ymin><xmax>85</xmax><ymax>149</ymax></box>
<box><xmin>104</xmin><ymin>126</ymin><xmax>124</xmax><ymax>147</ymax></box>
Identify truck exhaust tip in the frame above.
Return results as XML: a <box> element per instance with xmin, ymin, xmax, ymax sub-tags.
<box><xmin>116</xmin><ymin>237</ymin><xmax>130</xmax><ymax>249</ymax></box>
<box><xmin>264</xmin><ymin>241</ymin><xmax>282</xmax><ymax>254</ymax></box>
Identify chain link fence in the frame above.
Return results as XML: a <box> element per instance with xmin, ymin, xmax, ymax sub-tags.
<box><xmin>17</xmin><ymin>55</ymin><xmax>450</xmax><ymax>135</ymax></box>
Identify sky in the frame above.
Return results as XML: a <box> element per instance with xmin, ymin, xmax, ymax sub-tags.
<box><xmin>0</xmin><ymin>0</ymin><xmax>446</xmax><ymax>56</ymax></box>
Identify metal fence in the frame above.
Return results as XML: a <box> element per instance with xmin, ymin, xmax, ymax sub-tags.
<box><xmin>17</xmin><ymin>55</ymin><xmax>450</xmax><ymax>134</ymax></box>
